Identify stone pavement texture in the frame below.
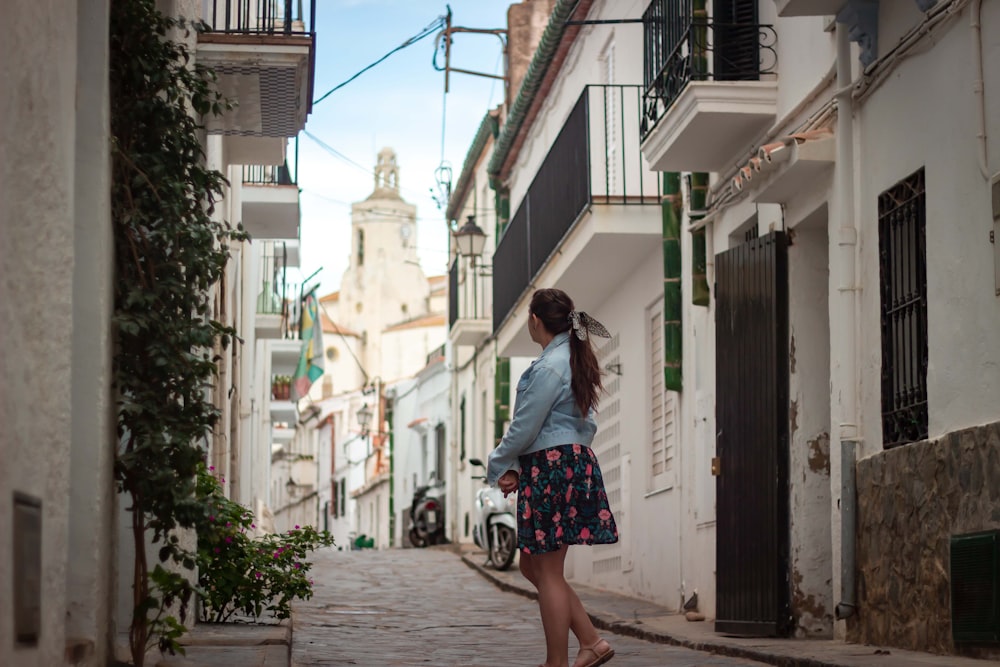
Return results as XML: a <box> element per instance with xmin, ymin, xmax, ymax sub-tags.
<box><xmin>292</xmin><ymin>547</ymin><xmax>769</xmax><ymax>666</ymax></box>
<box><xmin>458</xmin><ymin>545</ymin><xmax>994</xmax><ymax>667</ymax></box>
<box><xmin>140</xmin><ymin>545</ymin><xmax>996</xmax><ymax>667</ymax></box>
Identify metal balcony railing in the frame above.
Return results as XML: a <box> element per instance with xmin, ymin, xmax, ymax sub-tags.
<box><xmin>257</xmin><ymin>242</ymin><xmax>301</xmax><ymax>338</ymax></box>
<box><xmin>243</xmin><ymin>135</ymin><xmax>299</xmax><ymax>186</ymax></box>
<box><xmin>448</xmin><ymin>258</ymin><xmax>459</xmax><ymax>329</ymax></box>
<box><xmin>202</xmin><ymin>0</ymin><xmax>316</xmax><ymax>36</ymax></box>
<box><xmin>493</xmin><ymin>85</ymin><xmax>659</xmax><ymax>331</ymax></box>
<box><xmin>641</xmin><ymin>0</ymin><xmax>776</xmax><ymax>139</ymax></box>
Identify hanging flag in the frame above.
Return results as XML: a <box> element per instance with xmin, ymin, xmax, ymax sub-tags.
<box><xmin>291</xmin><ymin>293</ymin><xmax>325</xmax><ymax>401</ymax></box>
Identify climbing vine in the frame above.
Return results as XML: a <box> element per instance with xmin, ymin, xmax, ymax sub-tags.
<box><xmin>109</xmin><ymin>0</ymin><xmax>244</xmax><ymax>663</ymax></box>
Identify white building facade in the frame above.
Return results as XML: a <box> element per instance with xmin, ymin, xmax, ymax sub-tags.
<box><xmin>639</xmin><ymin>0</ymin><xmax>1000</xmax><ymax>657</ymax></box>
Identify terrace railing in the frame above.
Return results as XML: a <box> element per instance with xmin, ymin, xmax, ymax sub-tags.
<box><xmin>641</xmin><ymin>0</ymin><xmax>776</xmax><ymax>138</ymax></box>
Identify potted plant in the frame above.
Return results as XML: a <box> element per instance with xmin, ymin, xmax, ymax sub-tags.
<box><xmin>272</xmin><ymin>375</ymin><xmax>291</xmax><ymax>400</ymax></box>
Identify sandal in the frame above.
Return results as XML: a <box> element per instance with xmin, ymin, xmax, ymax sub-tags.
<box><xmin>575</xmin><ymin>638</ymin><xmax>614</xmax><ymax>667</ymax></box>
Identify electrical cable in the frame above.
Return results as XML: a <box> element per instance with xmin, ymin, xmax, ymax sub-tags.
<box><xmin>302</xmin><ymin>131</ymin><xmax>429</xmax><ymax>203</ymax></box>
<box><xmin>313</xmin><ymin>15</ymin><xmax>447</xmax><ymax>105</ymax></box>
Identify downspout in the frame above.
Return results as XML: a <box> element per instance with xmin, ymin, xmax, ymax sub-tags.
<box><xmin>663</xmin><ymin>173</ymin><xmax>683</xmax><ymax>391</ymax></box>
<box><xmin>834</xmin><ymin>23</ymin><xmax>859</xmax><ymax>622</ymax></box>
<box><xmin>971</xmin><ymin>0</ymin><xmax>990</xmax><ymax>180</ymax></box>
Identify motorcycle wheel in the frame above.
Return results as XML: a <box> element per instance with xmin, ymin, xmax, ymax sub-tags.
<box><xmin>409</xmin><ymin>527</ymin><xmax>427</xmax><ymax>548</ymax></box>
<box><xmin>489</xmin><ymin>524</ymin><xmax>517</xmax><ymax>571</ymax></box>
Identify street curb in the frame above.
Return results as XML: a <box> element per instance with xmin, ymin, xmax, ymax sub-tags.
<box><xmin>460</xmin><ymin>554</ymin><xmax>841</xmax><ymax>667</ymax></box>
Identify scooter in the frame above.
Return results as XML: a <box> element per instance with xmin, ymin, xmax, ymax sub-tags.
<box><xmin>408</xmin><ymin>475</ymin><xmax>446</xmax><ymax>548</ymax></box>
<box><xmin>468</xmin><ymin>458</ymin><xmax>517</xmax><ymax>570</ymax></box>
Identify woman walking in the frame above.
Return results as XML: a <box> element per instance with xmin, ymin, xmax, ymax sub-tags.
<box><xmin>487</xmin><ymin>288</ymin><xmax>619</xmax><ymax>667</ymax></box>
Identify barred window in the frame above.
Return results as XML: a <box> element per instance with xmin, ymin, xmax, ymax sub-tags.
<box><xmin>878</xmin><ymin>168</ymin><xmax>928</xmax><ymax>448</ymax></box>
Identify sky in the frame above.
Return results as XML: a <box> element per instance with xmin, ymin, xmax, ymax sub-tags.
<box><xmin>293</xmin><ymin>0</ymin><xmax>513</xmax><ymax>297</ymax></box>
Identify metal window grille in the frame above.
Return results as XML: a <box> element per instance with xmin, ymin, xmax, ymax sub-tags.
<box><xmin>878</xmin><ymin>168</ymin><xmax>928</xmax><ymax>448</ymax></box>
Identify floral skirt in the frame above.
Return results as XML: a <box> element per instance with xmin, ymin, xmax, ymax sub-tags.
<box><xmin>516</xmin><ymin>443</ymin><xmax>619</xmax><ymax>555</ymax></box>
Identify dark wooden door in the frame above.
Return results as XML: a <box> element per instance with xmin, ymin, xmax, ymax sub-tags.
<box><xmin>714</xmin><ymin>231</ymin><xmax>790</xmax><ymax>637</ymax></box>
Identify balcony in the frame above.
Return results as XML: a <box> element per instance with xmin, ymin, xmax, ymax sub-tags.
<box><xmin>774</xmin><ymin>0</ymin><xmax>847</xmax><ymax>16</ymax></box>
<box><xmin>267</xmin><ymin>338</ymin><xmax>302</xmax><ymax>424</ymax></box>
<box><xmin>449</xmin><ymin>255</ymin><xmax>493</xmax><ymax>348</ymax></box>
<box><xmin>242</xmin><ymin>152</ymin><xmax>300</xmax><ymax>240</ymax></box>
<box><xmin>198</xmin><ymin>0</ymin><xmax>316</xmax><ymax>165</ymax></box>
<box><xmin>492</xmin><ymin>85</ymin><xmax>662</xmax><ymax>356</ymax></box>
<box><xmin>640</xmin><ymin>0</ymin><xmax>778</xmax><ymax>172</ymax></box>
<box><xmin>256</xmin><ymin>242</ymin><xmax>299</xmax><ymax>339</ymax></box>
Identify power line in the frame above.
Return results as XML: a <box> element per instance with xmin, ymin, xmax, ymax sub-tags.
<box><xmin>302</xmin><ymin>131</ymin><xmax>429</xmax><ymax>203</ymax></box>
<box><xmin>313</xmin><ymin>15</ymin><xmax>447</xmax><ymax>106</ymax></box>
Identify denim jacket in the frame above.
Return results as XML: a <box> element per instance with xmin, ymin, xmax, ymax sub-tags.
<box><xmin>486</xmin><ymin>332</ymin><xmax>597</xmax><ymax>486</ymax></box>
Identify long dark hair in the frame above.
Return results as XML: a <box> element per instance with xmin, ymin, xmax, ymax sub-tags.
<box><xmin>529</xmin><ymin>288</ymin><xmax>603</xmax><ymax>416</ymax></box>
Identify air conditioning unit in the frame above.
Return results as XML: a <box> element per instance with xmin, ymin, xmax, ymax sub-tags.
<box><xmin>951</xmin><ymin>530</ymin><xmax>1000</xmax><ymax>643</ymax></box>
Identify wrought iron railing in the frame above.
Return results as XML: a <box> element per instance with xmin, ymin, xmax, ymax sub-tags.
<box><xmin>202</xmin><ymin>0</ymin><xmax>315</xmax><ymax>35</ymax></box>
<box><xmin>641</xmin><ymin>0</ymin><xmax>776</xmax><ymax>139</ymax></box>
<box><xmin>257</xmin><ymin>242</ymin><xmax>300</xmax><ymax>338</ymax></box>
<box><xmin>493</xmin><ymin>85</ymin><xmax>659</xmax><ymax>331</ymax></box>
<box><xmin>448</xmin><ymin>258</ymin><xmax>459</xmax><ymax>329</ymax></box>
<box><xmin>878</xmin><ymin>168</ymin><xmax>928</xmax><ymax>448</ymax></box>
<box><xmin>243</xmin><ymin>135</ymin><xmax>299</xmax><ymax>185</ymax></box>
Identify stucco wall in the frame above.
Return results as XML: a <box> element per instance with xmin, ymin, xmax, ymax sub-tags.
<box><xmin>0</xmin><ymin>1</ymin><xmax>110</xmax><ymax>665</ymax></box>
<box><xmin>853</xmin><ymin>3</ymin><xmax>1000</xmax><ymax>458</ymax></box>
<box><xmin>850</xmin><ymin>421</ymin><xmax>1000</xmax><ymax>658</ymax></box>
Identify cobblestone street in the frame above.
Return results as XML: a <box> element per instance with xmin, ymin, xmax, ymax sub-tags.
<box><xmin>292</xmin><ymin>548</ymin><xmax>769</xmax><ymax>667</ymax></box>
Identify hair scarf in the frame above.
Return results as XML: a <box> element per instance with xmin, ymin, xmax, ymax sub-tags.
<box><xmin>567</xmin><ymin>310</ymin><xmax>610</xmax><ymax>341</ymax></box>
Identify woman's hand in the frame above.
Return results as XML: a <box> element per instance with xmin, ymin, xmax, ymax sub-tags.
<box><xmin>498</xmin><ymin>470</ymin><xmax>519</xmax><ymax>497</ymax></box>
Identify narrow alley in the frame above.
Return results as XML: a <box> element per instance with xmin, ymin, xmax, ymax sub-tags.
<box><xmin>292</xmin><ymin>548</ymin><xmax>768</xmax><ymax>667</ymax></box>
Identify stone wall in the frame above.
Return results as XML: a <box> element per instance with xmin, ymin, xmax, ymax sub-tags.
<box><xmin>849</xmin><ymin>420</ymin><xmax>1000</xmax><ymax>658</ymax></box>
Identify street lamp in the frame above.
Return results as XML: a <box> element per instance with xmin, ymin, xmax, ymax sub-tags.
<box><xmin>453</xmin><ymin>215</ymin><xmax>487</xmax><ymax>259</ymax></box>
<box><xmin>356</xmin><ymin>403</ymin><xmax>372</xmax><ymax>435</ymax></box>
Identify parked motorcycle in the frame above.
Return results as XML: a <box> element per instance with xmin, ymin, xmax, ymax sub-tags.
<box><xmin>408</xmin><ymin>475</ymin><xmax>446</xmax><ymax>548</ymax></box>
<box><xmin>468</xmin><ymin>458</ymin><xmax>517</xmax><ymax>570</ymax></box>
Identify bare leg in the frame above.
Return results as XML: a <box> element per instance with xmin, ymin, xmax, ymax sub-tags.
<box><xmin>521</xmin><ymin>547</ymin><xmax>604</xmax><ymax>667</ymax></box>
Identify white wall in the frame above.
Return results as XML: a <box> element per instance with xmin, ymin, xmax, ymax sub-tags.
<box><xmin>853</xmin><ymin>6</ymin><xmax>1000</xmax><ymax>456</ymax></box>
<box><xmin>0</xmin><ymin>1</ymin><xmax>117</xmax><ymax>664</ymax></box>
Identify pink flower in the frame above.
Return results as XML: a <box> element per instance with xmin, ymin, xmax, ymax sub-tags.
<box><xmin>295</xmin><ymin>525</ymin><xmax>300</xmax><ymax>529</ymax></box>
<box><xmin>294</xmin><ymin>562</ymin><xmax>302</xmax><ymax>570</ymax></box>
<box><xmin>598</xmin><ymin>509</ymin><xmax>612</xmax><ymax>521</ymax></box>
<box><xmin>208</xmin><ymin>515</ymin><xmax>215</xmax><ymax>522</ymax></box>
<box><xmin>523</xmin><ymin>504</ymin><xmax>532</xmax><ymax>520</ymax></box>
<box><xmin>585</xmin><ymin>464</ymin><xmax>593</xmax><ymax>476</ymax></box>
<box><xmin>546</xmin><ymin>450</ymin><xmax>561</xmax><ymax>462</ymax></box>
<box><xmin>209</xmin><ymin>466</ymin><xmax>215</xmax><ymax>472</ymax></box>
<box><xmin>535</xmin><ymin>529</ymin><xmax>546</xmax><ymax>543</ymax></box>
<box><xmin>531</xmin><ymin>466</ymin><xmax>540</xmax><ymax>478</ymax></box>
<box><xmin>552</xmin><ymin>512</ymin><xmax>561</xmax><ymax>524</ymax></box>
<box><xmin>523</xmin><ymin>486</ymin><xmax>531</xmax><ymax>499</ymax></box>
<box><xmin>226</xmin><ymin>522</ymin><xmax>231</xmax><ymax>528</ymax></box>
<box><xmin>225</xmin><ymin>536</ymin><xmax>232</xmax><ymax>544</ymax></box>
<box><xmin>555</xmin><ymin>525</ymin><xmax>564</xmax><ymax>539</ymax></box>
<box><xmin>565</xmin><ymin>467</ymin><xmax>574</xmax><ymax>480</ymax></box>
<box><xmin>251</xmin><ymin>523</ymin><xmax>256</xmax><ymax>529</ymax></box>
<box><xmin>568</xmin><ymin>507</ymin><xmax>578</xmax><ymax>518</ymax></box>
<box><xmin>254</xmin><ymin>571</ymin><xmax>262</xmax><ymax>579</ymax></box>
<box><xmin>544</xmin><ymin>485</ymin><xmax>551</xmax><ymax>495</ymax></box>
<box><xmin>273</xmin><ymin>552</ymin><xmax>281</xmax><ymax>559</ymax></box>
<box><xmin>565</xmin><ymin>488</ymin><xmax>573</xmax><ymax>502</ymax></box>
<box><xmin>572</xmin><ymin>444</ymin><xmax>582</xmax><ymax>454</ymax></box>
<box><xmin>213</xmin><ymin>547</ymin><xmax>220</xmax><ymax>554</ymax></box>
<box><xmin>580</xmin><ymin>527</ymin><xmax>591</xmax><ymax>540</ymax></box>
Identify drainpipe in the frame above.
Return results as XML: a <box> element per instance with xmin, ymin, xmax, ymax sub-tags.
<box><xmin>663</xmin><ymin>172</ymin><xmax>683</xmax><ymax>391</ymax></box>
<box><xmin>834</xmin><ymin>23</ymin><xmax>859</xmax><ymax>622</ymax></box>
<box><xmin>971</xmin><ymin>0</ymin><xmax>990</xmax><ymax>180</ymax></box>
